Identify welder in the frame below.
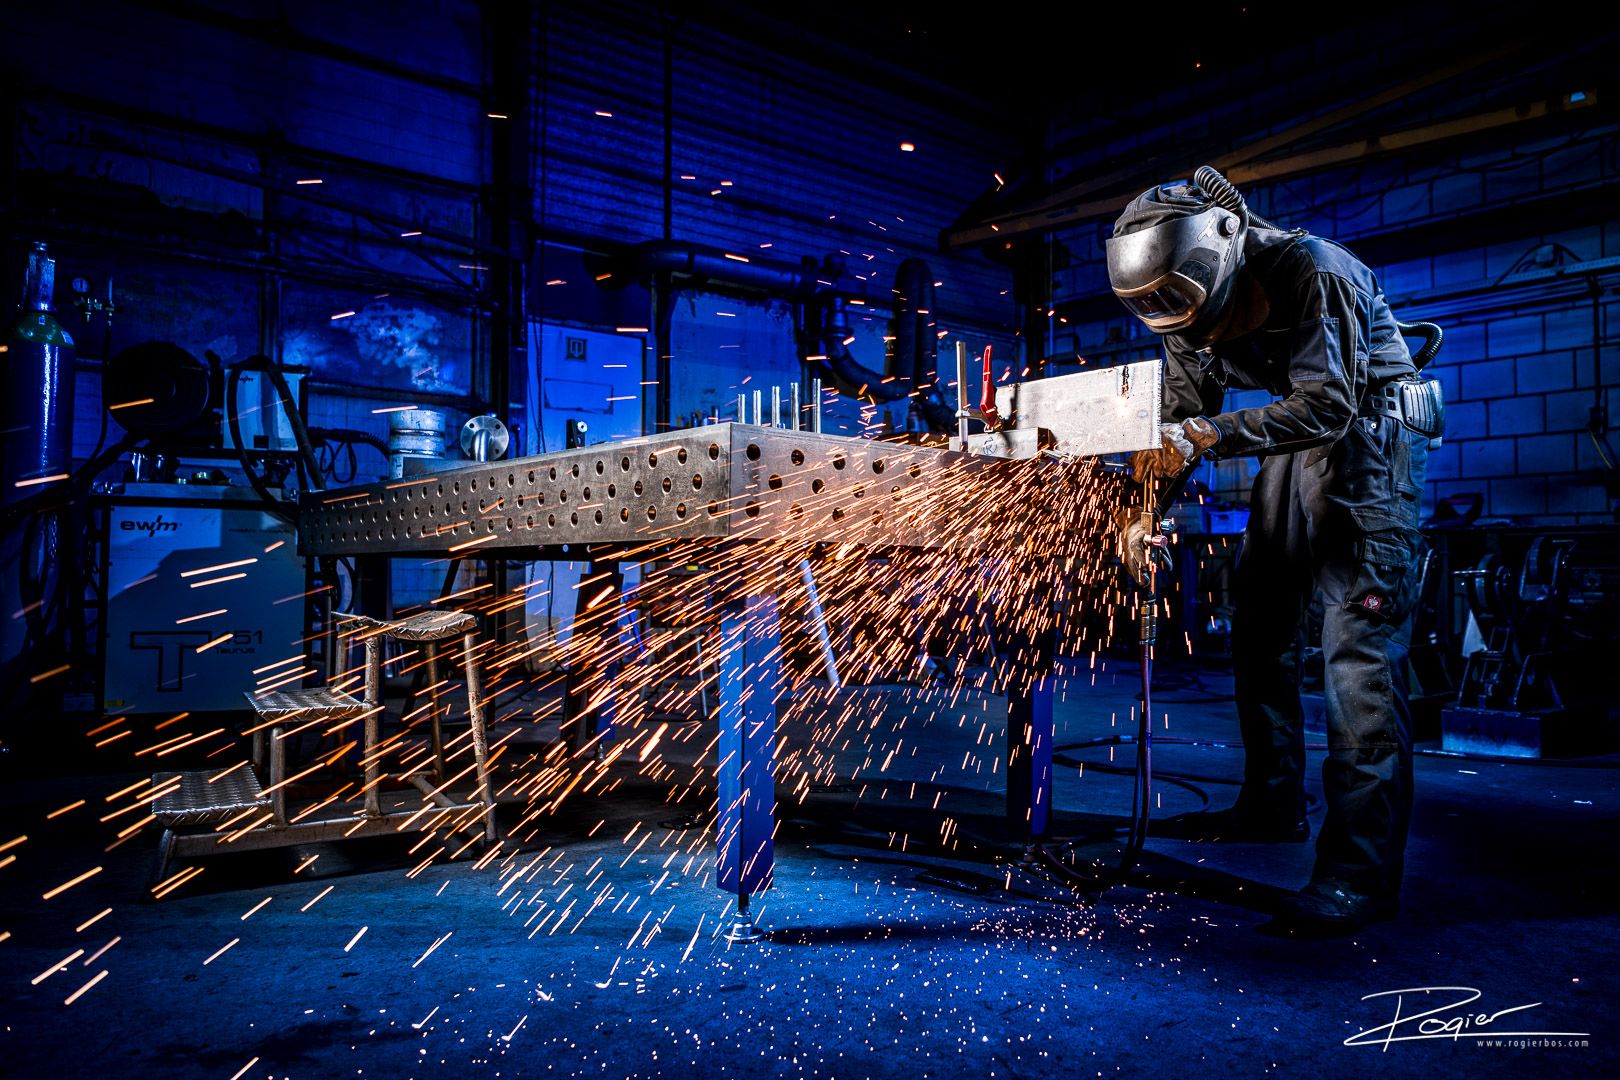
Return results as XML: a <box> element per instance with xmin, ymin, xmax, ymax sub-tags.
<box><xmin>1106</xmin><ymin>166</ymin><xmax>1444</xmax><ymax>934</ymax></box>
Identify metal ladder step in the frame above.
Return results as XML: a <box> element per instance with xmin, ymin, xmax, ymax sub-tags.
<box><xmin>152</xmin><ymin>769</ymin><xmax>271</xmax><ymax>828</ymax></box>
<box><xmin>244</xmin><ymin>685</ymin><xmax>367</xmax><ymax>721</ymax></box>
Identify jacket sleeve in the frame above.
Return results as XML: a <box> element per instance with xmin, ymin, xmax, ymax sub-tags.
<box><xmin>1205</xmin><ymin>272</ymin><xmax>1364</xmax><ymax>457</ymax></box>
<box><xmin>1160</xmin><ymin>335</ymin><xmax>1224</xmax><ymax>423</ymax></box>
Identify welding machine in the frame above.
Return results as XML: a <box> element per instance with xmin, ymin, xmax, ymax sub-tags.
<box><xmin>96</xmin><ymin>482</ymin><xmax>304</xmax><ymax>714</ymax></box>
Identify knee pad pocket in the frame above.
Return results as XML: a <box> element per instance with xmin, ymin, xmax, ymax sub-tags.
<box><xmin>1344</xmin><ymin>531</ymin><xmax>1416</xmax><ymax>625</ymax></box>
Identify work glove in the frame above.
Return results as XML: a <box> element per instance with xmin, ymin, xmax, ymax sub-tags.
<box><xmin>1115</xmin><ymin>510</ymin><xmax>1167</xmax><ymax>588</ymax></box>
<box><xmin>1130</xmin><ymin>417</ymin><xmax>1220</xmax><ymax>483</ymax></box>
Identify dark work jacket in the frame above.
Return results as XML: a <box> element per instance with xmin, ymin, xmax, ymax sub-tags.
<box><xmin>1160</xmin><ymin>230</ymin><xmax>1416</xmax><ymax>457</ymax></box>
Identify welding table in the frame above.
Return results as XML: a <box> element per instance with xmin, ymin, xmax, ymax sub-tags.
<box><xmin>299</xmin><ymin>422</ymin><xmax>1063</xmax><ymax>912</ymax></box>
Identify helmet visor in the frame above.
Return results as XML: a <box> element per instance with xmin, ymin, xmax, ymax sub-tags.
<box><xmin>1106</xmin><ymin>203</ymin><xmax>1239</xmax><ymax>334</ymax></box>
<box><xmin>1113</xmin><ymin>273</ymin><xmax>1207</xmax><ymax>332</ymax></box>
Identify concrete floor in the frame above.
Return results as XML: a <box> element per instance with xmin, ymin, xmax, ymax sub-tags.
<box><xmin>2</xmin><ymin>659</ymin><xmax>1617</xmax><ymax>1079</ymax></box>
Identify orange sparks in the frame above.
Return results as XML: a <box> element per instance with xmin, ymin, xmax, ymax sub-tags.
<box><xmin>195</xmin><ymin>633</ymin><xmax>234</xmax><ymax>653</ymax></box>
<box><xmin>181</xmin><ymin>558</ymin><xmax>257</xmax><ymax>578</ymax></box>
<box><xmin>14</xmin><ymin>473</ymin><xmax>69</xmax><ymax>488</ymax></box>
<box><xmin>203</xmin><ymin>938</ymin><xmax>239</xmax><ymax>965</ymax></box>
<box><xmin>42</xmin><ymin>865</ymin><xmax>102</xmax><ymax>900</ymax></box>
<box><xmin>62</xmin><ymin>969</ymin><xmax>108</xmax><ymax>1006</ymax></box>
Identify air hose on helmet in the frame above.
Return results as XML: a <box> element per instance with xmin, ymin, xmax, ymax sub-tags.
<box><xmin>1193</xmin><ymin>165</ymin><xmax>1248</xmax><ymax>226</ymax></box>
<box><xmin>1192</xmin><ymin>165</ymin><xmax>1285</xmax><ymax>231</ymax></box>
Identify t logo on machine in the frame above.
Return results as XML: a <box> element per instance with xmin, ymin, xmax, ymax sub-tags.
<box><xmin>129</xmin><ymin>631</ymin><xmax>212</xmax><ymax>691</ymax></box>
<box><xmin>120</xmin><ymin>514</ymin><xmax>181</xmax><ymax>538</ymax></box>
<box><xmin>565</xmin><ymin>336</ymin><xmax>588</xmax><ymax>361</ymax></box>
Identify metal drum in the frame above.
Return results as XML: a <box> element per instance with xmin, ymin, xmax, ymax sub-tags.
<box><xmin>388</xmin><ymin>408</ymin><xmax>446</xmax><ymax>479</ymax></box>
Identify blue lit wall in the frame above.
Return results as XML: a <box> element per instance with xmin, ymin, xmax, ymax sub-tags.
<box><xmin>9</xmin><ymin>0</ymin><xmax>489</xmax><ymax>494</ymax></box>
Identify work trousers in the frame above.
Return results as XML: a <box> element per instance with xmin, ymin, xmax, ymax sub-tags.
<box><xmin>1230</xmin><ymin>413</ymin><xmax>1428</xmax><ymax>898</ymax></box>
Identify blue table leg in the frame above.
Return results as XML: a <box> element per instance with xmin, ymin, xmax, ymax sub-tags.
<box><xmin>1006</xmin><ymin>671</ymin><xmax>1055</xmax><ymax>837</ymax></box>
<box><xmin>716</xmin><ymin>591</ymin><xmax>782</xmax><ymax>932</ymax></box>
<box><xmin>1005</xmin><ymin>582</ymin><xmax>1057</xmax><ymax>838</ymax></box>
<box><xmin>563</xmin><ymin>561</ymin><xmax>623</xmax><ymax>757</ymax></box>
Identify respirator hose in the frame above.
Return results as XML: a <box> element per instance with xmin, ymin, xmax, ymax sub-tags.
<box><xmin>1193</xmin><ymin>164</ymin><xmax>1286</xmax><ymax>231</ymax></box>
<box><xmin>1396</xmin><ymin>319</ymin><xmax>1445</xmax><ymax>369</ymax></box>
<box><xmin>1193</xmin><ymin>165</ymin><xmax>1248</xmax><ymax>228</ymax></box>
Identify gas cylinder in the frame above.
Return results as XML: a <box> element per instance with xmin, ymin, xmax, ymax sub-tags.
<box><xmin>3</xmin><ymin>242</ymin><xmax>77</xmax><ymax>499</ymax></box>
<box><xmin>1</xmin><ymin>242</ymin><xmax>77</xmax><ymax>700</ymax></box>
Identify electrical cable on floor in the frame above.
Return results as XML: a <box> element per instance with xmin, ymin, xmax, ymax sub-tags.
<box><xmin>1022</xmin><ymin>467</ymin><xmax>1194</xmax><ymax>890</ymax></box>
<box><xmin>1052</xmin><ymin>755</ymin><xmax>1214</xmax><ymax>810</ymax></box>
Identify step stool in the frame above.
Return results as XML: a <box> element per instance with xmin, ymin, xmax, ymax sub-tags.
<box><xmin>339</xmin><ymin>609</ymin><xmax>498</xmax><ymax>840</ymax></box>
<box><xmin>149</xmin><ymin>681</ymin><xmax>369</xmax><ymax>890</ymax></box>
<box><xmin>147</xmin><ymin>610</ymin><xmax>496</xmax><ymax>894</ymax></box>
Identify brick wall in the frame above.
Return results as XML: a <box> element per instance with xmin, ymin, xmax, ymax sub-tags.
<box><xmin>1424</xmin><ymin>286</ymin><xmax>1617</xmax><ymax>521</ymax></box>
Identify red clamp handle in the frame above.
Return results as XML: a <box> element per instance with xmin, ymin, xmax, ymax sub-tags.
<box><xmin>978</xmin><ymin>346</ymin><xmax>999</xmax><ymax>425</ymax></box>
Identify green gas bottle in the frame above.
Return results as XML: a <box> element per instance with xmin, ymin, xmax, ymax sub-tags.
<box><xmin>1</xmin><ymin>242</ymin><xmax>77</xmax><ymax>710</ymax></box>
<box><xmin>3</xmin><ymin>242</ymin><xmax>77</xmax><ymax>502</ymax></box>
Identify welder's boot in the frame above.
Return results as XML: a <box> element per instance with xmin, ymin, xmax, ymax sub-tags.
<box><xmin>1150</xmin><ymin>803</ymin><xmax>1309</xmax><ymax>843</ymax></box>
<box><xmin>1270</xmin><ymin>877</ymin><xmax>1399</xmax><ymax>936</ymax></box>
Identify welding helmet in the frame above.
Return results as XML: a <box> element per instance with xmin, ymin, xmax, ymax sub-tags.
<box><xmin>1106</xmin><ymin>180</ymin><xmax>1245</xmax><ymax>335</ymax></box>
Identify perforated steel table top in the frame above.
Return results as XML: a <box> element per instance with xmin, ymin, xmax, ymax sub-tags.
<box><xmin>299</xmin><ymin>424</ymin><xmax>1000</xmax><ymax>557</ymax></box>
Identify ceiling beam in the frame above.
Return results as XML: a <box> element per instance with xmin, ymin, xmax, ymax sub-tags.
<box><xmin>1225</xmin><ymin>90</ymin><xmax>1599</xmax><ymax>185</ymax></box>
<box><xmin>944</xmin><ymin>44</ymin><xmax>1524</xmax><ymax>250</ymax></box>
<box><xmin>945</xmin><ymin>83</ymin><xmax>1596</xmax><ymax>250</ymax></box>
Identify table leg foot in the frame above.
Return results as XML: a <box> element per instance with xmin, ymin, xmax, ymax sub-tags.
<box><xmin>724</xmin><ymin>892</ymin><xmax>766</xmax><ymax>944</ymax></box>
